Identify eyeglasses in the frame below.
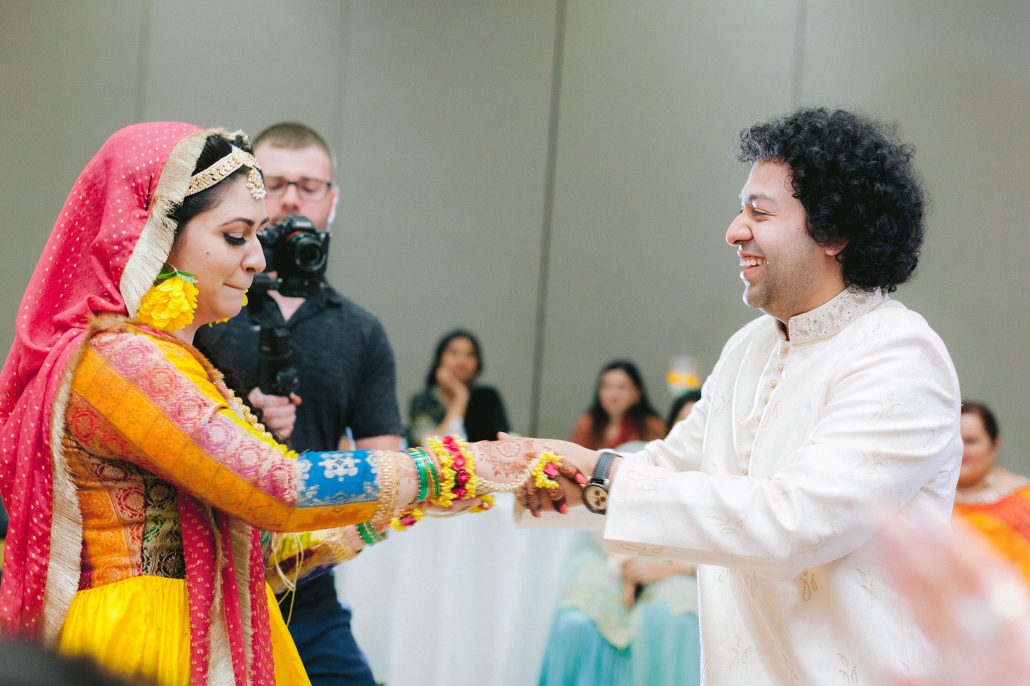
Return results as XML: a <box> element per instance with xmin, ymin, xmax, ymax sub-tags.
<box><xmin>264</xmin><ymin>176</ymin><xmax>334</xmax><ymax>201</ymax></box>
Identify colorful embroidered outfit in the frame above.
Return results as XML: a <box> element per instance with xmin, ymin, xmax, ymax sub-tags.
<box><xmin>0</xmin><ymin>123</ymin><xmax>392</xmax><ymax>685</ymax></box>
<box><xmin>954</xmin><ymin>467</ymin><xmax>1030</xmax><ymax>584</ymax></box>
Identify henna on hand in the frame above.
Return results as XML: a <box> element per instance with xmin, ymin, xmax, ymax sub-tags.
<box><xmin>558</xmin><ymin>457</ymin><xmax>587</xmax><ymax>487</ymax></box>
<box><xmin>541</xmin><ymin>457</ymin><xmax>587</xmax><ymax>513</ymax></box>
<box><xmin>474</xmin><ymin>437</ymin><xmax>535</xmax><ymax>483</ymax></box>
<box><xmin>545</xmin><ymin>485</ymin><xmax>567</xmax><ymax>514</ymax></box>
<box><xmin>467</xmin><ymin>439</ymin><xmax>586</xmax><ymax>516</ymax></box>
<box><xmin>399</xmin><ymin>450</ymin><xmax>417</xmax><ymax>484</ymax></box>
<box><xmin>524</xmin><ymin>476</ymin><xmax>543</xmax><ymax>517</ymax></box>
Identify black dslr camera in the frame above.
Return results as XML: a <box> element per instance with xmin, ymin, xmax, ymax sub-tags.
<box><xmin>250</xmin><ymin>215</ymin><xmax>331</xmax><ymax>399</ymax></box>
<box><xmin>257</xmin><ymin>214</ymin><xmax>330</xmax><ymax>298</ymax></box>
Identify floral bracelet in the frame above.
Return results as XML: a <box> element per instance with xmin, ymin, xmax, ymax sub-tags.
<box><xmin>426</xmin><ymin>435</ymin><xmax>479</xmax><ymax>507</ymax></box>
<box><xmin>389</xmin><ymin>507</ymin><xmax>425</xmax><ymax>532</ymax></box>
<box><xmin>531</xmin><ymin>451</ymin><xmax>563</xmax><ymax>490</ymax></box>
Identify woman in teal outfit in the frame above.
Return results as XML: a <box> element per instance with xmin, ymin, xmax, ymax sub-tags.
<box><xmin>538</xmin><ymin>392</ymin><xmax>702</xmax><ymax>686</ymax></box>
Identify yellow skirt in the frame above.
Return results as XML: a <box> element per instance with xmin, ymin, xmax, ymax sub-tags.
<box><xmin>58</xmin><ymin>575</ymin><xmax>309</xmax><ymax>685</ymax></box>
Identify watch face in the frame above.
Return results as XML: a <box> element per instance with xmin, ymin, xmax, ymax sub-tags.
<box><xmin>582</xmin><ymin>484</ymin><xmax>608</xmax><ymax>514</ymax></box>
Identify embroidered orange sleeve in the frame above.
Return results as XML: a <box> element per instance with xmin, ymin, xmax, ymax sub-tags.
<box><xmin>67</xmin><ymin>330</ymin><xmax>379</xmax><ymax>531</ymax></box>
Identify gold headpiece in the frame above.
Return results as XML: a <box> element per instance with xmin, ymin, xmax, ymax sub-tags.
<box><xmin>186</xmin><ymin>145</ymin><xmax>266</xmax><ymax>200</ymax></box>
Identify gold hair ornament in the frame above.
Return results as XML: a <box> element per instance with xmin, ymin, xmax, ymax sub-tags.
<box><xmin>186</xmin><ymin>145</ymin><xmax>266</xmax><ymax>200</ymax></box>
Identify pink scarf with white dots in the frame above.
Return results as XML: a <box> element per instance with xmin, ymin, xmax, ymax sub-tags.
<box><xmin>0</xmin><ymin>122</ymin><xmax>274</xmax><ymax>684</ymax></box>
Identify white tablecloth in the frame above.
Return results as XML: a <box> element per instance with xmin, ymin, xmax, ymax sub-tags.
<box><xmin>334</xmin><ymin>495</ymin><xmax>577</xmax><ymax>686</ymax></box>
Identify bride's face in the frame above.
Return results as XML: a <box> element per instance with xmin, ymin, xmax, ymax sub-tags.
<box><xmin>166</xmin><ymin>177</ymin><xmax>268</xmax><ymax>332</ymax></box>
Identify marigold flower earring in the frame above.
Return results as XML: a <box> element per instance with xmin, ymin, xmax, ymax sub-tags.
<box><xmin>136</xmin><ymin>265</ymin><xmax>198</xmax><ymax>332</ymax></box>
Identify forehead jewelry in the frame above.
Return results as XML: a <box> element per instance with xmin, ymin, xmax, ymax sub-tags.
<box><xmin>186</xmin><ymin>145</ymin><xmax>266</xmax><ymax>200</ymax></box>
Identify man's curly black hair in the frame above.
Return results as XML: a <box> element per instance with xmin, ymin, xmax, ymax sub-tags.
<box><xmin>736</xmin><ymin>108</ymin><xmax>925</xmax><ymax>292</ymax></box>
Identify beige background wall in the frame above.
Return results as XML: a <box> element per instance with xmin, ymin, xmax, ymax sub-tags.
<box><xmin>2</xmin><ymin>0</ymin><xmax>1028</xmax><ymax>474</ymax></box>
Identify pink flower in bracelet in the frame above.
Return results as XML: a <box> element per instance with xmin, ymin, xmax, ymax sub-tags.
<box><xmin>543</xmin><ymin>462</ymin><xmax>559</xmax><ymax>479</ymax></box>
<box><xmin>455</xmin><ymin>470</ymin><xmax>471</xmax><ymax>486</ymax></box>
<box><xmin>452</xmin><ymin>455</ymin><xmax>466</xmax><ymax>470</ymax></box>
<box><xmin>453</xmin><ymin>487</ymin><xmax>467</xmax><ymax>499</ymax></box>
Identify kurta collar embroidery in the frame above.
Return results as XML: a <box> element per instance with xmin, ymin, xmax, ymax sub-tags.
<box><xmin>786</xmin><ymin>287</ymin><xmax>885</xmax><ymax>344</ymax></box>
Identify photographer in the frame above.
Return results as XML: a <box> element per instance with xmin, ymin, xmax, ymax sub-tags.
<box><xmin>196</xmin><ymin>122</ymin><xmax>401</xmax><ymax>686</ymax></box>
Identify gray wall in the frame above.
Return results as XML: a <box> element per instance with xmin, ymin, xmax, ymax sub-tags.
<box><xmin>2</xmin><ymin>0</ymin><xmax>1028</xmax><ymax>473</ymax></box>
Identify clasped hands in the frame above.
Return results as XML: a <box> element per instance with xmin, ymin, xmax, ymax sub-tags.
<box><xmin>248</xmin><ymin>384</ymin><xmax>599</xmax><ymax>518</ymax></box>
<box><xmin>424</xmin><ymin>434</ymin><xmax>601</xmax><ymax>518</ymax></box>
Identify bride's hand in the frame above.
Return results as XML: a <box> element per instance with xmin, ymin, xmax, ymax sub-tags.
<box><xmin>469</xmin><ymin>434</ymin><xmax>586</xmax><ymax>515</ymax></box>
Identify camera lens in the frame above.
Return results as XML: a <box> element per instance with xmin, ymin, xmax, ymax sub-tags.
<box><xmin>260</xmin><ymin>215</ymin><xmax>329</xmax><ymax>297</ymax></box>
<box><xmin>292</xmin><ymin>234</ymin><xmax>327</xmax><ymax>274</ymax></box>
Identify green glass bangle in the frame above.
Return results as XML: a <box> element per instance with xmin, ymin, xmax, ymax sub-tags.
<box><xmin>410</xmin><ymin>449</ymin><xmax>430</xmax><ymax>501</ymax></box>
<box><xmin>418</xmin><ymin>447</ymin><xmax>442</xmax><ymax>497</ymax></box>
<box><xmin>410</xmin><ymin>447</ymin><xmax>438</xmax><ymax>500</ymax></box>
<box><xmin>357</xmin><ymin>521</ymin><xmax>384</xmax><ymax>546</ymax></box>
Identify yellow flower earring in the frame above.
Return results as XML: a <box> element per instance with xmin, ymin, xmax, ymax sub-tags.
<box><xmin>136</xmin><ymin>265</ymin><xmax>199</xmax><ymax>332</ymax></box>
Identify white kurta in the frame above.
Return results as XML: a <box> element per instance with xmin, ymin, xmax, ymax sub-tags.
<box><xmin>604</xmin><ymin>288</ymin><xmax>961</xmax><ymax>685</ymax></box>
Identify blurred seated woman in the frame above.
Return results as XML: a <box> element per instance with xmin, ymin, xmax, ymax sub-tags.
<box><xmin>569</xmin><ymin>360</ymin><xmax>665</xmax><ymax>450</ymax></box>
<box><xmin>0</xmin><ymin>123</ymin><xmax>565</xmax><ymax>686</ymax></box>
<box><xmin>953</xmin><ymin>400</ymin><xmax>1030</xmax><ymax>584</ymax></box>
<box><xmin>538</xmin><ymin>391</ymin><xmax>702</xmax><ymax>686</ymax></box>
<box><xmin>407</xmin><ymin>330</ymin><xmax>510</xmax><ymax>445</ymax></box>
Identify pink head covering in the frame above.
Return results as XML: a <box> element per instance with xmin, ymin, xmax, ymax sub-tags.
<box><xmin>0</xmin><ymin>122</ymin><xmax>206</xmax><ymax>637</ymax></box>
<box><xmin>1</xmin><ymin>123</ymin><xmax>275</xmax><ymax>684</ymax></box>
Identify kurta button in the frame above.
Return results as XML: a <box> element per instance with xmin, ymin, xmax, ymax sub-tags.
<box><xmin>770</xmin><ymin>379</ymin><xmax>778</xmax><ymax>388</ymax></box>
<box><xmin>745</xmin><ymin>450</ymin><xmax>752</xmax><ymax>458</ymax></box>
<box><xmin>776</xmin><ymin>363</ymin><xmax>785</xmax><ymax>372</ymax></box>
<box><xmin>762</xmin><ymin>395</ymin><xmax>770</xmax><ymax>404</ymax></box>
<box><xmin>742</xmin><ymin>467</ymin><xmax>749</xmax><ymax>475</ymax></box>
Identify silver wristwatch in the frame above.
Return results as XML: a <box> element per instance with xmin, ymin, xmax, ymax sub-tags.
<box><xmin>582</xmin><ymin>450</ymin><xmax>618</xmax><ymax>514</ymax></box>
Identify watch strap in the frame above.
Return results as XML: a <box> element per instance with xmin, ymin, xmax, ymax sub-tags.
<box><xmin>591</xmin><ymin>450</ymin><xmax>618</xmax><ymax>486</ymax></box>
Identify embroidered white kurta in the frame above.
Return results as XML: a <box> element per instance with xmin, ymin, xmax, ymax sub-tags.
<box><xmin>604</xmin><ymin>289</ymin><xmax>961</xmax><ymax>685</ymax></box>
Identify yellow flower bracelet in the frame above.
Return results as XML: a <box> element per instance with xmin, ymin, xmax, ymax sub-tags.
<box><xmin>531</xmin><ymin>450</ymin><xmax>564</xmax><ymax>491</ymax></box>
